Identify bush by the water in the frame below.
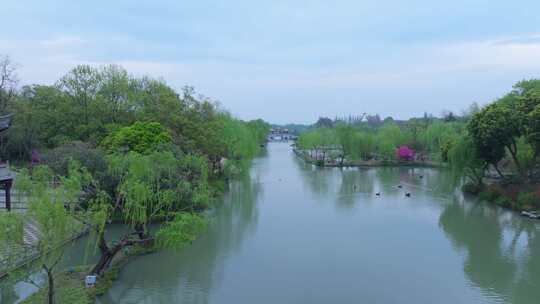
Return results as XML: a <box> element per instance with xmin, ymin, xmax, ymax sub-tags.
<box><xmin>478</xmin><ymin>184</ymin><xmax>540</xmax><ymax>211</ymax></box>
<box><xmin>517</xmin><ymin>191</ymin><xmax>540</xmax><ymax>211</ymax></box>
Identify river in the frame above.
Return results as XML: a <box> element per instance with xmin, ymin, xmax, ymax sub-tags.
<box><xmin>3</xmin><ymin>142</ymin><xmax>540</xmax><ymax>303</ymax></box>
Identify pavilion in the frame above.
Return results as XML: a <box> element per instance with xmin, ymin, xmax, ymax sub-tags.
<box><xmin>0</xmin><ymin>114</ymin><xmax>14</xmax><ymax>211</ymax></box>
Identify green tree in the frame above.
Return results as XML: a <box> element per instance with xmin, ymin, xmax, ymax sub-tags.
<box><xmin>101</xmin><ymin>121</ymin><xmax>172</xmax><ymax>154</ymax></box>
<box><xmin>0</xmin><ymin>55</ymin><xmax>18</xmax><ymax>113</ymax></box>
<box><xmin>468</xmin><ymin>101</ymin><xmax>522</xmax><ymax>178</ymax></box>
<box><xmin>514</xmin><ymin>80</ymin><xmax>540</xmax><ymax>159</ymax></box>
<box><xmin>57</xmin><ymin>65</ymin><xmax>101</xmax><ymax>137</ymax></box>
<box><xmin>448</xmin><ymin>134</ymin><xmax>487</xmax><ymax>188</ymax></box>
<box><xmin>0</xmin><ymin>162</ymin><xmax>90</xmax><ymax>304</ymax></box>
<box><xmin>98</xmin><ymin>64</ymin><xmax>131</xmax><ymax>124</ymax></box>
<box><xmin>334</xmin><ymin>123</ymin><xmax>356</xmax><ymax>164</ymax></box>
<box><xmin>90</xmin><ymin>151</ymin><xmax>209</xmax><ymax>275</ymax></box>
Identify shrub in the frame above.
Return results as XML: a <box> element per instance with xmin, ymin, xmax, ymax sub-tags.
<box><xmin>43</xmin><ymin>141</ymin><xmax>107</xmax><ymax>177</ymax></box>
<box><xmin>478</xmin><ymin>189</ymin><xmax>499</xmax><ymax>202</ymax></box>
<box><xmin>494</xmin><ymin>196</ymin><xmax>512</xmax><ymax>208</ymax></box>
<box><xmin>462</xmin><ymin>182</ymin><xmax>482</xmax><ymax>194</ymax></box>
<box><xmin>42</xmin><ymin>141</ymin><xmax>115</xmax><ymax>197</ymax></box>
<box><xmin>517</xmin><ymin>192</ymin><xmax>537</xmax><ymax>211</ymax></box>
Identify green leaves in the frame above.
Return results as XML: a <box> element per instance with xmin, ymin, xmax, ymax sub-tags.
<box><xmin>0</xmin><ymin>212</ymin><xmax>23</xmax><ymax>246</ymax></box>
<box><xmin>0</xmin><ymin>160</ymin><xmax>89</xmax><ymax>286</ymax></box>
<box><xmin>155</xmin><ymin>212</ymin><xmax>208</xmax><ymax>249</ymax></box>
<box><xmin>468</xmin><ymin>102</ymin><xmax>517</xmax><ymax>167</ymax></box>
<box><xmin>448</xmin><ymin>134</ymin><xmax>486</xmax><ymax>186</ymax></box>
<box><xmin>467</xmin><ymin>83</ymin><xmax>540</xmax><ymax>179</ymax></box>
<box><xmin>101</xmin><ymin>121</ymin><xmax>172</xmax><ymax>154</ymax></box>
<box><xmin>108</xmin><ymin>150</ymin><xmax>212</xmax><ymax>229</ymax></box>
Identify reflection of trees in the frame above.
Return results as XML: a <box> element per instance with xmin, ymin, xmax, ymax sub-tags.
<box><xmin>336</xmin><ymin>169</ymin><xmax>374</xmax><ymax>208</ymax></box>
<box><xmin>99</xmin><ymin>173</ymin><xmax>262</xmax><ymax>304</ymax></box>
<box><xmin>293</xmin><ymin>156</ymin><xmax>333</xmax><ymax>196</ymax></box>
<box><xmin>439</xmin><ymin>199</ymin><xmax>540</xmax><ymax>304</ymax></box>
<box><xmin>513</xmin><ymin>231</ymin><xmax>540</xmax><ymax>304</ymax></box>
<box><xmin>374</xmin><ymin>167</ymin><xmax>459</xmax><ymax>200</ymax></box>
<box><xmin>293</xmin><ymin>156</ymin><xmax>377</xmax><ymax>208</ymax></box>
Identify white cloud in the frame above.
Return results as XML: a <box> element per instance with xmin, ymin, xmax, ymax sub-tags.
<box><xmin>2</xmin><ymin>33</ymin><xmax>540</xmax><ymax>123</ymax></box>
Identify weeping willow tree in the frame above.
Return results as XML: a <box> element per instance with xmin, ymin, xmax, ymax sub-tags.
<box><xmin>296</xmin><ymin>128</ymin><xmax>339</xmax><ymax>164</ymax></box>
<box><xmin>0</xmin><ymin>162</ymin><xmax>90</xmax><ymax>304</ymax></box>
<box><xmin>419</xmin><ymin>121</ymin><xmax>465</xmax><ymax>161</ymax></box>
<box><xmin>218</xmin><ymin>114</ymin><xmax>269</xmax><ymax>176</ymax></box>
<box><xmin>89</xmin><ymin>151</ymin><xmax>208</xmax><ymax>275</ymax></box>
<box><xmin>448</xmin><ymin>134</ymin><xmax>487</xmax><ymax>191</ymax></box>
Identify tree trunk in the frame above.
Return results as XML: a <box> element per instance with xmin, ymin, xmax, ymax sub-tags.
<box><xmin>43</xmin><ymin>264</ymin><xmax>54</xmax><ymax>304</ymax></box>
<box><xmin>135</xmin><ymin>223</ymin><xmax>147</xmax><ymax>239</ymax></box>
<box><xmin>90</xmin><ymin>237</ymin><xmax>124</xmax><ymax>276</ymax></box>
<box><xmin>506</xmin><ymin>139</ymin><xmax>525</xmax><ymax>179</ymax></box>
<box><xmin>90</xmin><ymin>232</ymin><xmax>153</xmax><ymax>275</ymax></box>
<box><xmin>493</xmin><ymin>163</ymin><xmax>505</xmax><ymax>179</ymax></box>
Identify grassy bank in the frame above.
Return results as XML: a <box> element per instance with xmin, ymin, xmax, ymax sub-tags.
<box><xmin>21</xmin><ymin>244</ymin><xmax>155</xmax><ymax>304</ymax></box>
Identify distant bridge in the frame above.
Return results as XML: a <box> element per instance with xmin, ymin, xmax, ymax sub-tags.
<box><xmin>267</xmin><ymin>134</ymin><xmax>297</xmax><ymax>141</ymax></box>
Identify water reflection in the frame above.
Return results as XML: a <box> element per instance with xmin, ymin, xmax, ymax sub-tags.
<box><xmin>4</xmin><ymin>143</ymin><xmax>540</xmax><ymax>304</ymax></box>
<box><xmin>336</xmin><ymin>169</ymin><xmax>374</xmax><ymax>208</ymax></box>
<box><xmin>98</xmin><ymin>171</ymin><xmax>263</xmax><ymax>303</ymax></box>
<box><xmin>440</xmin><ymin>198</ymin><xmax>540</xmax><ymax>304</ymax></box>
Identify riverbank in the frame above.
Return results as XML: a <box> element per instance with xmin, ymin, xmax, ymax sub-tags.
<box><xmin>0</xmin><ymin>219</ymin><xmax>90</xmax><ymax>279</ymax></box>
<box><xmin>464</xmin><ymin>180</ymin><xmax>540</xmax><ymax>214</ymax></box>
<box><xmin>90</xmin><ymin>142</ymin><xmax>540</xmax><ymax>304</ymax></box>
<box><xmin>293</xmin><ymin>148</ymin><xmax>445</xmax><ymax>168</ymax></box>
<box><xmin>20</xmin><ymin>244</ymin><xmax>155</xmax><ymax>303</ymax></box>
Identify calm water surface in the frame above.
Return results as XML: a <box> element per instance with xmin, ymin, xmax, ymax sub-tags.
<box><xmin>3</xmin><ymin>142</ymin><xmax>540</xmax><ymax>303</ymax></box>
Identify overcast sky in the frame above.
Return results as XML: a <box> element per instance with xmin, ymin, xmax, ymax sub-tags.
<box><xmin>2</xmin><ymin>0</ymin><xmax>540</xmax><ymax>124</ymax></box>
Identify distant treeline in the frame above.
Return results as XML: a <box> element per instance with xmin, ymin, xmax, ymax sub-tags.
<box><xmin>0</xmin><ymin>58</ymin><xmax>269</xmax><ymax>174</ymax></box>
<box><xmin>296</xmin><ymin>110</ymin><xmax>470</xmax><ymax>163</ymax></box>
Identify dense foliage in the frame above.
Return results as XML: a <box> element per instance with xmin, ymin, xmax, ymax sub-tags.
<box><xmin>0</xmin><ymin>58</ymin><xmax>270</xmax><ymax>302</ymax></box>
<box><xmin>467</xmin><ymin>80</ymin><xmax>540</xmax><ymax>180</ymax></box>
<box><xmin>0</xmin><ymin>62</ymin><xmax>270</xmax><ymax>166</ymax></box>
<box><xmin>0</xmin><ymin>162</ymin><xmax>90</xmax><ymax>304</ymax></box>
<box><xmin>101</xmin><ymin>121</ymin><xmax>172</xmax><ymax>154</ymax></box>
<box><xmin>295</xmin><ymin>79</ymin><xmax>540</xmax><ymax>211</ymax></box>
<box><xmin>296</xmin><ymin>118</ymin><xmax>465</xmax><ymax>164</ymax></box>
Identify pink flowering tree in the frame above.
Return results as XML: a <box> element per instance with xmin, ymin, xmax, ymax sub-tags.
<box><xmin>396</xmin><ymin>145</ymin><xmax>415</xmax><ymax>161</ymax></box>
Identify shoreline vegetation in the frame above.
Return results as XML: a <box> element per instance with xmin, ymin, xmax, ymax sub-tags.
<box><xmin>21</xmin><ymin>242</ymin><xmax>155</xmax><ymax>304</ymax></box>
<box><xmin>292</xmin><ymin>80</ymin><xmax>540</xmax><ymax>215</ymax></box>
<box><xmin>1</xmin><ymin>59</ymin><xmax>540</xmax><ymax>302</ymax></box>
<box><xmin>292</xmin><ymin>147</ymin><xmax>444</xmax><ymax>168</ymax></box>
<box><xmin>0</xmin><ymin>57</ymin><xmax>270</xmax><ymax>304</ymax></box>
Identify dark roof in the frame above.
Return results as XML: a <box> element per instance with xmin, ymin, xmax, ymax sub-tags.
<box><xmin>0</xmin><ymin>114</ymin><xmax>13</xmax><ymax>132</ymax></box>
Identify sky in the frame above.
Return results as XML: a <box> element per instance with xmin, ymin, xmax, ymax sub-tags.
<box><xmin>2</xmin><ymin>0</ymin><xmax>540</xmax><ymax>124</ymax></box>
